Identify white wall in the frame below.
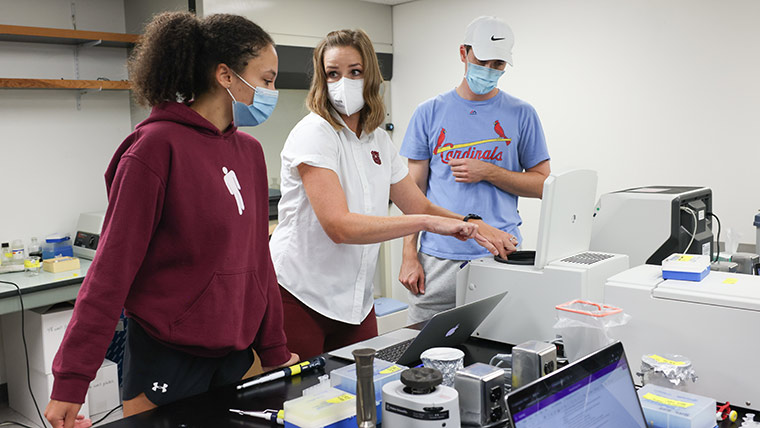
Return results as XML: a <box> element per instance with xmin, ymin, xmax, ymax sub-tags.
<box><xmin>391</xmin><ymin>0</ymin><xmax>760</xmax><ymax>251</ymax></box>
<box><xmin>0</xmin><ymin>0</ymin><xmax>132</xmax><ymax>246</ymax></box>
<box><xmin>0</xmin><ymin>0</ymin><xmax>132</xmax><ymax>384</ymax></box>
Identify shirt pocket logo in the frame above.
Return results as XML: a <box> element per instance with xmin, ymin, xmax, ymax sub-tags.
<box><xmin>371</xmin><ymin>150</ymin><xmax>382</xmax><ymax>165</ymax></box>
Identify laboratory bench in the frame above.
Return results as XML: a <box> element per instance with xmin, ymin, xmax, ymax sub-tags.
<box><xmin>0</xmin><ymin>259</ymin><xmax>91</xmax><ymax>315</ymax></box>
<box><xmin>99</xmin><ymin>335</ymin><xmax>511</xmax><ymax>427</ymax></box>
<box><xmin>97</xmin><ymin>334</ymin><xmax>756</xmax><ymax>428</ymax></box>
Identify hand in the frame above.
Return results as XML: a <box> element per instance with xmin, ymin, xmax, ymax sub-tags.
<box><xmin>262</xmin><ymin>352</ymin><xmax>300</xmax><ymax>373</ymax></box>
<box><xmin>426</xmin><ymin>216</ymin><xmax>478</xmax><ymax>241</ymax></box>
<box><xmin>473</xmin><ymin>220</ymin><xmax>518</xmax><ymax>259</ymax></box>
<box><xmin>448</xmin><ymin>158</ymin><xmax>494</xmax><ymax>183</ymax></box>
<box><xmin>45</xmin><ymin>400</ymin><xmax>92</xmax><ymax>428</ymax></box>
<box><xmin>399</xmin><ymin>253</ymin><xmax>426</xmax><ymax>295</ymax></box>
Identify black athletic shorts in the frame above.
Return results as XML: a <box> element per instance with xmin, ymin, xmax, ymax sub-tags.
<box><xmin>122</xmin><ymin>319</ymin><xmax>254</xmax><ymax>406</ymax></box>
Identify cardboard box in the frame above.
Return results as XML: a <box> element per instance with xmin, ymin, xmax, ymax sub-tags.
<box><xmin>1</xmin><ymin>303</ymin><xmax>74</xmax><ymax>374</ymax></box>
<box><xmin>42</xmin><ymin>256</ymin><xmax>80</xmax><ymax>273</ymax></box>
<box><xmin>6</xmin><ymin>367</ymin><xmax>90</xmax><ymax>428</ymax></box>
<box><xmin>88</xmin><ymin>359</ymin><xmax>121</xmax><ymax>415</ymax></box>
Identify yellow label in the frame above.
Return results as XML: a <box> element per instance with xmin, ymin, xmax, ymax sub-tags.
<box><xmin>326</xmin><ymin>393</ymin><xmax>355</xmax><ymax>404</ymax></box>
<box><xmin>723</xmin><ymin>278</ymin><xmax>738</xmax><ymax>285</ymax></box>
<box><xmin>642</xmin><ymin>392</ymin><xmax>695</xmax><ymax>408</ymax></box>
<box><xmin>289</xmin><ymin>361</ymin><xmax>310</xmax><ymax>376</ymax></box>
<box><xmin>380</xmin><ymin>365</ymin><xmax>403</xmax><ymax>374</ymax></box>
<box><xmin>677</xmin><ymin>255</ymin><xmax>694</xmax><ymax>262</ymax></box>
<box><xmin>24</xmin><ymin>259</ymin><xmax>41</xmax><ymax>268</ymax></box>
<box><xmin>649</xmin><ymin>354</ymin><xmax>686</xmax><ymax>366</ymax></box>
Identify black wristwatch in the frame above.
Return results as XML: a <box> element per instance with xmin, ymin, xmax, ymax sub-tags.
<box><xmin>463</xmin><ymin>213</ymin><xmax>482</xmax><ymax>222</ymax></box>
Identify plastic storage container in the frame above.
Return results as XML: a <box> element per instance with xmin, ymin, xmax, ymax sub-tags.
<box><xmin>661</xmin><ymin>254</ymin><xmax>710</xmax><ymax>281</ymax></box>
<box><xmin>637</xmin><ymin>383</ymin><xmax>715</xmax><ymax>428</ymax></box>
<box><xmin>283</xmin><ymin>386</ymin><xmax>357</xmax><ymax>428</ymax></box>
<box><xmin>42</xmin><ymin>234</ymin><xmax>73</xmax><ymax>260</ymax></box>
<box><xmin>330</xmin><ymin>359</ymin><xmax>406</xmax><ymax>402</ymax></box>
<box><xmin>554</xmin><ymin>300</ymin><xmax>631</xmax><ymax>362</ymax></box>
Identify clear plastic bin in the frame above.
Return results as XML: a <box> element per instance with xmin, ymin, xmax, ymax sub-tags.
<box><xmin>554</xmin><ymin>300</ymin><xmax>631</xmax><ymax>362</ymax></box>
<box><xmin>42</xmin><ymin>234</ymin><xmax>73</xmax><ymax>260</ymax></box>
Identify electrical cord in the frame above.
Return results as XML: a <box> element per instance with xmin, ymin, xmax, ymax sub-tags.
<box><xmin>679</xmin><ymin>206</ymin><xmax>698</xmax><ymax>253</ymax></box>
<box><xmin>91</xmin><ymin>404</ymin><xmax>123</xmax><ymax>426</ymax></box>
<box><xmin>0</xmin><ymin>281</ymin><xmax>46</xmax><ymax>428</ymax></box>
<box><xmin>708</xmin><ymin>212</ymin><xmax>722</xmax><ymax>263</ymax></box>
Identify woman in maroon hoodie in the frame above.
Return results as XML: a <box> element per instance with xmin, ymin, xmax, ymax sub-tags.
<box><xmin>45</xmin><ymin>12</ymin><xmax>298</xmax><ymax>427</ymax></box>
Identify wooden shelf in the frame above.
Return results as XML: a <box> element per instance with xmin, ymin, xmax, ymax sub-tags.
<box><xmin>0</xmin><ymin>78</ymin><xmax>130</xmax><ymax>90</ymax></box>
<box><xmin>0</xmin><ymin>24</ymin><xmax>139</xmax><ymax>48</ymax></box>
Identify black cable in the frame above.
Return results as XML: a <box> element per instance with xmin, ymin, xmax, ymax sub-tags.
<box><xmin>0</xmin><ymin>281</ymin><xmax>46</xmax><ymax>428</ymax></box>
<box><xmin>708</xmin><ymin>212</ymin><xmax>721</xmax><ymax>263</ymax></box>
<box><xmin>91</xmin><ymin>404</ymin><xmax>123</xmax><ymax>426</ymax></box>
<box><xmin>0</xmin><ymin>421</ymin><xmax>37</xmax><ymax>428</ymax></box>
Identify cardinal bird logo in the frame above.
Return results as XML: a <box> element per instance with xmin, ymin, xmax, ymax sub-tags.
<box><xmin>494</xmin><ymin>120</ymin><xmax>511</xmax><ymax>147</ymax></box>
<box><xmin>371</xmin><ymin>150</ymin><xmax>382</xmax><ymax>165</ymax></box>
<box><xmin>433</xmin><ymin>128</ymin><xmax>453</xmax><ymax>155</ymax></box>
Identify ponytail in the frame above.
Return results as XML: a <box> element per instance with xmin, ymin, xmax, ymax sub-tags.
<box><xmin>129</xmin><ymin>12</ymin><xmax>273</xmax><ymax>107</ymax></box>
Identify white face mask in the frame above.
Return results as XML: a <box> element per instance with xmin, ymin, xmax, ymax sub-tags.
<box><xmin>327</xmin><ymin>77</ymin><xmax>365</xmax><ymax>116</ymax></box>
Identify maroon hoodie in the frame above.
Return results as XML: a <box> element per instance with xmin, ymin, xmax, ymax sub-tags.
<box><xmin>51</xmin><ymin>102</ymin><xmax>290</xmax><ymax>404</ymax></box>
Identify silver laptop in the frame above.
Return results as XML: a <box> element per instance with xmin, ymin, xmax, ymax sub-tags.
<box><xmin>329</xmin><ymin>292</ymin><xmax>507</xmax><ymax>366</ymax></box>
<box><xmin>507</xmin><ymin>341</ymin><xmax>648</xmax><ymax>428</ymax></box>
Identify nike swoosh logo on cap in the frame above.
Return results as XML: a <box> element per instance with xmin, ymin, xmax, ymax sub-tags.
<box><xmin>491</xmin><ymin>35</ymin><xmax>505</xmax><ymax>41</ymax></box>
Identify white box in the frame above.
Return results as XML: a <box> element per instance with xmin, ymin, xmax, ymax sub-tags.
<box><xmin>1</xmin><ymin>303</ymin><xmax>89</xmax><ymax>427</ymax></box>
<box><xmin>1</xmin><ymin>303</ymin><xmax>74</xmax><ymax>374</ymax></box>
<box><xmin>6</xmin><ymin>367</ymin><xmax>90</xmax><ymax>428</ymax></box>
<box><xmin>88</xmin><ymin>359</ymin><xmax>120</xmax><ymax>415</ymax></box>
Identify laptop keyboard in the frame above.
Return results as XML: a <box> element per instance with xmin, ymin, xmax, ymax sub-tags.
<box><xmin>374</xmin><ymin>338</ymin><xmax>415</xmax><ymax>363</ymax></box>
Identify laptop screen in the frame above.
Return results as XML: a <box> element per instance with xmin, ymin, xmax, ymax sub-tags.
<box><xmin>508</xmin><ymin>342</ymin><xmax>647</xmax><ymax>428</ymax></box>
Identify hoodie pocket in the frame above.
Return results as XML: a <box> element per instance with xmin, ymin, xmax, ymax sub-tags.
<box><xmin>170</xmin><ymin>268</ymin><xmax>266</xmax><ymax>350</ymax></box>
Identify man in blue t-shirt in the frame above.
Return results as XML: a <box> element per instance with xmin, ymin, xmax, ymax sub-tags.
<box><xmin>399</xmin><ymin>16</ymin><xmax>551</xmax><ymax>323</ymax></box>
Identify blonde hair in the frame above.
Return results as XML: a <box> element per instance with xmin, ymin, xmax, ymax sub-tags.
<box><xmin>307</xmin><ymin>29</ymin><xmax>385</xmax><ymax>133</ymax></box>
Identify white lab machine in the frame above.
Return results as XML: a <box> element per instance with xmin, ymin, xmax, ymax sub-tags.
<box><xmin>605</xmin><ymin>264</ymin><xmax>760</xmax><ymax>407</ymax></box>
<box><xmin>458</xmin><ymin>170</ymin><xmax>629</xmax><ymax>345</ymax></box>
<box><xmin>590</xmin><ymin>186</ymin><xmax>713</xmax><ymax>266</ymax></box>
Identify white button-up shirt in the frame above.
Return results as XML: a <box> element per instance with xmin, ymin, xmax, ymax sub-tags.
<box><xmin>270</xmin><ymin>112</ymin><xmax>408</xmax><ymax>324</ymax></box>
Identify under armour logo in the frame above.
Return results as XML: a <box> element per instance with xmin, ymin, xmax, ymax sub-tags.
<box><xmin>152</xmin><ymin>382</ymin><xmax>168</xmax><ymax>393</ymax></box>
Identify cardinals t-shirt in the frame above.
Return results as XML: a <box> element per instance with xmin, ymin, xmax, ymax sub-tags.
<box><xmin>400</xmin><ymin>89</ymin><xmax>550</xmax><ymax>260</ymax></box>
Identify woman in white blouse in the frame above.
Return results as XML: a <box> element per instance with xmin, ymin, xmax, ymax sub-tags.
<box><xmin>269</xmin><ymin>29</ymin><xmax>515</xmax><ymax>358</ymax></box>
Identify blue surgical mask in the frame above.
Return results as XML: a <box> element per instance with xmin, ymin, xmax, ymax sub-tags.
<box><xmin>465</xmin><ymin>62</ymin><xmax>505</xmax><ymax>95</ymax></box>
<box><xmin>226</xmin><ymin>71</ymin><xmax>278</xmax><ymax>127</ymax></box>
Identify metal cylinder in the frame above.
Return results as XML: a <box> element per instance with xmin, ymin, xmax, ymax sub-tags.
<box><xmin>352</xmin><ymin>348</ymin><xmax>376</xmax><ymax>428</ymax></box>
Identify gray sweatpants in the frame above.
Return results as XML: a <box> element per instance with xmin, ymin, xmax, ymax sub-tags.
<box><xmin>406</xmin><ymin>253</ymin><xmax>464</xmax><ymax>324</ymax></box>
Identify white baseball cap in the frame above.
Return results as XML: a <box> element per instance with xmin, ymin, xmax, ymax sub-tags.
<box><xmin>463</xmin><ymin>16</ymin><xmax>514</xmax><ymax>66</ymax></box>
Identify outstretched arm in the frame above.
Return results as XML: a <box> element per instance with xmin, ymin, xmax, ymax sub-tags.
<box><xmin>298</xmin><ymin>163</ymin><xmax>478</xmax><ymax>245</ymax></box>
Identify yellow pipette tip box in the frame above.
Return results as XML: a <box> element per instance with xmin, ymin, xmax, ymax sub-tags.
<box><xmin>42</xmin><ymin>256</ymin><xmax>80</xmax><ymax>273</ymax></box>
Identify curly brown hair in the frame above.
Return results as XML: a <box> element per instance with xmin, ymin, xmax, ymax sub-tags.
<box><xmin>128</xmin><ymin>12</ymin><xmax>274</xmax><ymax>107</ymax></box>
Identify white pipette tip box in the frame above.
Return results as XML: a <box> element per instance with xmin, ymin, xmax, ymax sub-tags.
<box><xmin>637</xmin><ymin>384</ymin><xmax>715</xmax><ymax>428</ymax></box>
<box><xmin>661</xmin><ymin>254</ymin><xmax>710</xmax><ymax>281</ymax></box>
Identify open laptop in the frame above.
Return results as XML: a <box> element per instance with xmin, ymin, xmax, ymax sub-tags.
<box><xmin>507</xmin><ymin>341</ymin><xmax>648</xmax><ymax>428</ymax></box>
<box><xmin>329</xmin><ymin>291</ymin><xmax>507</xmax><ymax>366</ymax></box>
